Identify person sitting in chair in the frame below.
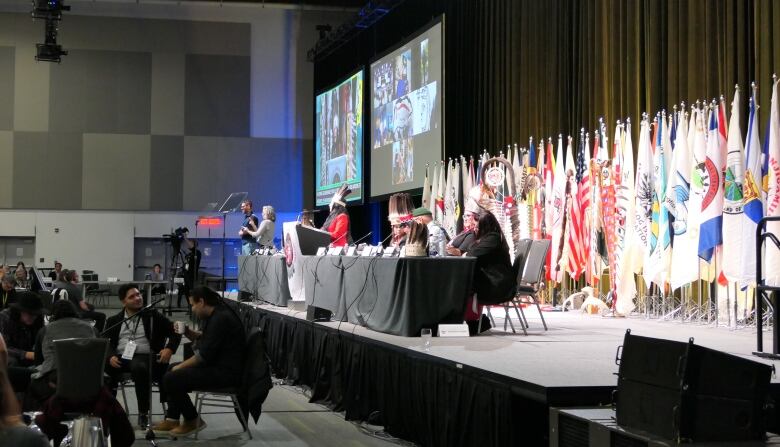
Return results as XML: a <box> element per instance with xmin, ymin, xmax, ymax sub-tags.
<box><xmin>153</xmin><ymin>286</ymin><xmax>245</xmax><ymax>437</ymax></box>
<box><xmin>0</xmin><ymin>275</ymin><xmax>17</xmax><ymax>311</ymax></box>
<box><xmin>53</xmin><ymin>270</ymin><xmax>106</xmax><ymax>332</ymax></box>
<box><xmin>0</xmin><ymin>292</ymin><xmax>45</xmax><ymax>392</ymax></box>
<box><xmin>105</xmin><ymin>284</ymin><xmax>181</xmax><ymax>428</ymax></box>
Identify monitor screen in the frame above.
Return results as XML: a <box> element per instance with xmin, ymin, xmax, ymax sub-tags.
<box><xmin>315</xmin><ymin>69</ymin><xmax>364</xmax><ymax>207</ymax></box>
<box><xmin>370</xmin><ymin>20</ymin><xmax>443</xmax><ymax>199</ymax></box>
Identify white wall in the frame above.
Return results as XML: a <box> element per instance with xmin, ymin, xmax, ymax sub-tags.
<box><xmin>0</xmin><ymin>209</ymin><xmax>301</xmax><ymax>279</ymax></box>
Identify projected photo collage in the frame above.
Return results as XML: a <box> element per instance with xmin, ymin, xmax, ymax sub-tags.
<box><xmin>315</xmin><ymin>71</ymin><xmax>363</xmax><ymax>206</ymax></box>
<box><xmin>372</xmin><ymin>40</ymin><xmax>439</xmax><ymax>186</ymax></box>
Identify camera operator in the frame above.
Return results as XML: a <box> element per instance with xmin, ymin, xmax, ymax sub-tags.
<box><xmin>178</xmin><ymin>237</ymin><xmax>201</xmax><ymax>309</ymax></box>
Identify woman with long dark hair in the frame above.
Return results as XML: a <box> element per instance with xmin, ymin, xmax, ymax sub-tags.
<box><xmin>464</xmin><ymin>211</ymin><xmax>515</xmax><ymax>334</ymax></box>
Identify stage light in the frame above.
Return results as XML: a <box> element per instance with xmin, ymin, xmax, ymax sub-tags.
<box><xmin>35</xmin><ymin>42</ymin><xmax>67</xmax><ymax>63</ymax></box>
<box><xmin>31</xmin><ymin>0</ymin><xmax>69</xmax><ymax>63</ymax></box>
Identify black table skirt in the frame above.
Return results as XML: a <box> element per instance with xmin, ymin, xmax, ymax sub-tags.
<box><xmin>302</xmin><ymin>255</ymin><xmax>476</xmax><ymax>336</ymax></box>
<box><xmin>237</xmin><ymin>255</ymin><xmax>291</xmax><ymax>307</ymax></box>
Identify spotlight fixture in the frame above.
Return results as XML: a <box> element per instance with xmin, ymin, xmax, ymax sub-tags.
<box><xmin>31</xmin><ymin>0</ymin><xmax>70</xmax><ymax>63</ymax></box>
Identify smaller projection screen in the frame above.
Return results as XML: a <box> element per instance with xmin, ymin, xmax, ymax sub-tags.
<box><xmin>315</xmin><ymin>69</ymin><xmax>364</xmax><ymax>207</ymax></box>
<box><xmin>370</xmin><ymin>19</ymin><xmax>443</xmax><ymax>199</ymax></box>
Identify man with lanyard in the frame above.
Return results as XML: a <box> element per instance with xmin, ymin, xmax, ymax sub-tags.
<box><xmin>238</xmin><ymin>200</ymin><xmax>259</xmax><ymax>255</ymax></box>
<box><xmin>105</xmin><ymin>284</ymin><xmax>181</xmax><ymax>428</ymax></box>
<box><xmin>153</xmin><ymin>286</ymin><xmax>245</xmax><ymax>437</ymax></box>
<box><xmin>0</xmin><ymin>275</ymin><xmax>17</xmax><ymax>310</ymax></box>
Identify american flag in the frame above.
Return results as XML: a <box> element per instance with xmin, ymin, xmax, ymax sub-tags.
<box><xmin>566</xmin><ymin>132</ymin><xmax>587</xmax><ymax>279</ymax></box>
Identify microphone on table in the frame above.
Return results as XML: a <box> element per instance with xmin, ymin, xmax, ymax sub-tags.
<box><xmin>351</xmin><ymin>231</ymin><xmax>373</xmax><ymax>246</ymax></box>
<box><xmin>379</xmin><ymin>232</ymin><xmax>393</xmax><ymax>246</ymax></box>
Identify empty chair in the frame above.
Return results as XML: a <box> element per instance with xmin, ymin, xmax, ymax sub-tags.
<box><xmin>514</xmin><ymin>239</ymin><xmax>550</xmax><ymax>333</ymax></box>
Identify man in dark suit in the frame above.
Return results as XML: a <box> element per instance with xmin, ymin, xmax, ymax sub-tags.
<box><xmin>104</xmin><ymin>284</ymin><xmax>181</xmax><ymax>428</ymax></box>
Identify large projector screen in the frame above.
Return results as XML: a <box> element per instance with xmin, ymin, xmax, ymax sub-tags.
<box><xmin>370</xmin><ymin>19</ymin><xmax>443</xmax><ymax>200</ymax></box>
<box><xmin>315</xmin><ymin>69</ymin><xmax>364</xmax><ymax>207</ymax></box>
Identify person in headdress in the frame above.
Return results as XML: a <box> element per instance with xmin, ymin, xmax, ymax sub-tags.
<box><xmin>412</xmin><ymin>207</ymin><xmax>449</xmax><ymax>256</ymax></box>
<box><xmin>447</xmin><ymin>197</ymin><xmax>480</xmax><ymax>256</ymax></box>
<box><xmin>399</xmin><ymin>220</ymin><xmax>428</xmax><ymax>257</ymax></box>
<box><xmin>322</xmin><ymin>184</ymin><xmax>352</xmax><ymax>247</ymax></box>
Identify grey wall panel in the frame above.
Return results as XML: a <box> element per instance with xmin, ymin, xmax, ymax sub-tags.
<box><xmin>82</xmin><ymin>133</ymin><xmax>150</xmax><ymax>210</ymax></box>
<box><xmin>185</xmin><ymin>54</ymin><xmax>250</xmax><ymax>137</ymax></box>
<box><xmin>50</xmin><ymin>50</ymin><xmax>152</xmax><ymax>134</ymax></box>
<box><xmin>12</xmin><ymin>132</ymin><xmax>83</xmax><ymax>209</ymax></box>
<box><xmin>13</xmin><ymin>44</ymin><xmax>49</xmax><ymax>132</ymax></box>
<box><xmin>0</xmin><ymin>131</ymin><xmax>12</xmax><ymax>208</ymax></box>
<box><xmin>151</xmin><ymin>52</ymin><xmax>185</xmax><ymax>136</ymax></box>
<box><xmin>182</xmin><ymin>136</ymin><xmax>303</xmax><ymax>212</ymax></box>
<box><xmin>150</xmin><ymin>135</ymin><xmax>183</xmax><ymax>211</ymax></box>
<box><xmin>0</xmin><ymin>46</ymin><xmax>14</xmax><ymax>131</ymax></box>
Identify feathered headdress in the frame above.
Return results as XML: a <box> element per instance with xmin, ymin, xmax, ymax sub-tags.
<box><xmin>388</xmin><ymin>192</ymin><xmax>414</xmax><ymax>225</ymax></box>
<box><xmin>403</xmin><ymin>220</ymin><xmax>428</xmax><ymax>257</ymax></box>
<box><xmin>330</xmin><ymin>183</ymin><xmax>352</xmax><ymax>210</ymax></box>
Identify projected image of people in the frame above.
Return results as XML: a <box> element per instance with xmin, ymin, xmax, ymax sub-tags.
<box><xmin>372</xmin><ymin>62</ymin><xmax>394</xmax><ymax>109</ymax></box>
<box><xmin>394</xmin><ymin>50</ymin><xmax>411</xmax><ymax>99</ymax></box>
<box><xmin>392</xmin><ymin>138</ymin><xmax>414</xmax><ymax>185</ymax></box>
<box><xmin>314</xmin><ymin>70</ymin><xmax>364</xmax><ymax>206</ymax></box>
<box><xmin>393</xmin><ymin>96</ymin><xmax>413</xmax><ymax>140</ymax></box>
<box><xmin>420</xmin><ymin>39</ymin><xmax>429</xmax><ymax>85</ymax></box>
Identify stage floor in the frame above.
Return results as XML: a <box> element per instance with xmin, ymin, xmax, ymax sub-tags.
<box><xmin>253</xmin><ymin>300</ymin><xmax>780</xmax><ymax>403</ymax></box>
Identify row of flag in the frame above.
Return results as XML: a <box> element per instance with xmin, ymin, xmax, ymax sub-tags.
<box><xmin>420</xmin><ymin>77</ymin><xmax>780</xmax><ymax>314</ymax></box>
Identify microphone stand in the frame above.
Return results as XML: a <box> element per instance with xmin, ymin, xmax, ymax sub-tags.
<box><xmin>101</xmin><ymin>296</ymin><xmax>170</xmax><ymax>446</ymax></box>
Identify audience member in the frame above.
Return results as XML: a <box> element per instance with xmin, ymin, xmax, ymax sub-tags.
<box><xmin>0</xmin><ymin>292</ymin><xmax>45</xmax><ymax>392</ymax></box>
<box><xmin>48</xmin><ymin>262</ymin><xmax>62</xmax><ymax>281</ymax></box>
<box><xmin>105</xmin><ymin>284</ymin><xmax>181</xmax><ymax>428</ymax></box>
<box><xmin>150</xmin><ymin>264</ymin><xmax>166</xmax><ymax>295</ymax></box>
<box><xmin>53</xmin><ymin>270</ymin><xmax>106</xmax><ymax>331</ymax></box>
<box><xmin>0</xmin><ymin>335</ymin><xmax>50</xmax><ymax>447</ymax></box>
<box><xmin>14</xmin><ymin>262</ymin><xmax>29</xmax><ymax>290</ymax></box>
<box><xmin>0</xmin><ymin>275</ymin><xmax>17</xmax><ymax>310</ymax></box>
<box><xmin>28</xmin><ymin>300</ymin><xmax>97</xmax><ymax>407</ymax></box>
<box><xmin>153</xmin><ymin>286</ymin><xmax>245</xmax><ymax>437</ymax></box>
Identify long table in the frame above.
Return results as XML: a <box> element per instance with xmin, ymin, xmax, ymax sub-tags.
<box><xmin>302</xmin><ymin>255</ymin><xmax>476</xmax><ymax>336</ymax></box>
<box><xmin>237</xmin><ymin>255</ymin><xmax>291</xmax><ymax>307</ymax></box>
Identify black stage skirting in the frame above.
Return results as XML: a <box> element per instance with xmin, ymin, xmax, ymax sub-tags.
<box><xmin>302</xmin><ymin>255</ymin><xmax>476</xmax><ymax>336</ymax></box>
<box><xmin>238</xmin><ymin>255</ymin><xmax>291</xmax><ymax>307</ymax></box>
<box><xmin>227</xmin><ymin>300</ymin><xmax>613</xmax><ymax>446</ymax></box>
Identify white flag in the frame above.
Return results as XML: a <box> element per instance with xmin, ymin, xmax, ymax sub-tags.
<box><xmin>550</xmin><ymin>136</ymin><xmax>567</xmax><ymax>282</ymax></box>
<box><xmin>669</xmin><ymin>111</ymin><xmax>698</xmax><ymax>290</ymax></box>
<box><xmin>615</xmin><ymin>123</ymin><xmax>637</xmax><ymax>314</ymax></box>
<box><xmin>766</xmin><ymin>80</ymin><xmax>780</xmax><ymax>286</ymax></box>
<box><xmin>722</xmin><ymin>89</ymin><xmax>745</xmax><ymax>283</ymax></box>
<box><xmin>632</xmin><ymin>119</ymin><xmax>653</xmax><ymax>278</ymax></box>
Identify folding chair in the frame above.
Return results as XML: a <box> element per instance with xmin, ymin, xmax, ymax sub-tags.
<box><xmin>482</xmin><ymin>239</ymin><xmax>533</xmax><ymax>334</ymax></box>
<box><xmin>513</xmin><ymin>239</ymin><xmax>550</xmax><ymax>332</ymax></box>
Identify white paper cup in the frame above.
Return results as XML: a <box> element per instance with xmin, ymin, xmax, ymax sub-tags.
<box><xmin>174</xmin><ymin>321</ymin><xmax>186</xmax><ymax>334</ymax></box>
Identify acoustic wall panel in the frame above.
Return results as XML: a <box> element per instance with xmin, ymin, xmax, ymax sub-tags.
<box><xmin>149</xmin><ymin>135</ymin><xmax>183</xmax><ymax>210</ymax></box>
<box><xmin>12</xmin><ymin>132</ymin><xmax>83</xmax><ymax>209</ymax></box>
<box><xmin>0</xmin><ymin>46</ymin><xmax>14</xmax><ymax>131</ymax></box>
<box><xmin>13</xmin><ymin>45</ymin><xmax>49</xmax><ymax>132</ymax></box>
<box><xmin>0</xmin><ymin>131</ymin><xmax>12</xmax><ymax>208</ymax></box>
<box><xmin>185</xmin><ymin>54</ymin><xmax>250</xmax><ymax>137</ymax></box>
<box><xmin>151</xmin><ymin>52</ymin><xmax>185</xmax><ymax>136</ymax></box>
<box><xmin>82</xmin><ymin>133</ymin><xmax>150</xmax><ymax>210</ymax></box>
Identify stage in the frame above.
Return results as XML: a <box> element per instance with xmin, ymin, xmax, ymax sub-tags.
<box><xmin>227</xmin><ymin>298</ymin><xmax>780</xmax><ymax>446</ymax></box>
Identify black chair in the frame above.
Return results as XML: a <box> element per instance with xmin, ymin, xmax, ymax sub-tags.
<box><xmin>481</xmin><ymin>239</ymin><xmax>533</xmax><ymax>334</ymax></box>
<box><xmin>513</xmin><ymin>239</ymin><xmax>550</xmax><ymax>333</ymax></box>
<box><xmin>54</xmin><ymin>338</ymin><xmax>109</xmax><ymax>403</ymax></box>
<box><xmin>192</xmin><ymin>328</ymin><xmax>272</xmax><ymax>440</ymax></box>
<box><xmin>82</xmin><ymin>271</ymin><xmax>110</xmax><ymax>307</ymax></box>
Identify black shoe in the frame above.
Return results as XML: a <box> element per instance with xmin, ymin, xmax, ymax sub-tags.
<box><xmin>479</xmin><ymin>314</ymin><xmax>492</xmax><ymax>333</ymax></box>
<box><xmin>138</xmin><ymin>414</ymin><xmax>149</xmax><ymax>429</ymax></box>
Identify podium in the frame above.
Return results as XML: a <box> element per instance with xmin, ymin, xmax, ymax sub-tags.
<box><xmin>295</xmin><ymin>224</ymin><xmax>332</xmax><ymax>255</ymax></box>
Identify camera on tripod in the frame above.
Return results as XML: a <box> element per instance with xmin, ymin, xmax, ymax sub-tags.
<box><xmin>163</xmin><ymin>227</ymin><xmax>189</xmax><ymax>252</ymax></box>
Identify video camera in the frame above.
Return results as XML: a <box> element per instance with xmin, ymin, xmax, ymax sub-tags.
<box><xmin>163</xmin><ymin>227</ymin><xmax>190</xmax><ymax>252</ymax></box>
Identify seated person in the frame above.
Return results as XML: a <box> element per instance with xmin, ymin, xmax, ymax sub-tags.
<box><xmin>150</xmin><ymin>264</ymin><xmax>166</xmax><ymax>295</ymax></box>
<box><xmin>48</xmin><ymin>261</ymin><xmax>62</xmax><ymax>281</ymax></box>
<box><xmin>390</xmin><ymin>224</ymin><xmax>406</xmax><ymax>248</ymax></box>
<box><xmin>52</xmin><ymin>270</ymin><xmax>106</xmax><ymax>332</ymax></box>
<box><xmin>105</xmin><ymin>284</ymin><xmax>181</xmax><ymax>428</ymax></box>
<box><xmin>0</xmin><ymin>334</ymin><xmax>50</xmax><ymax>447</ymax></box>
<box><xmin>412</xmin><ymin>207</ymin><xmax>449</xmax><ymax>256</ymax></box>
<box><xmin>153</xmin><ymin>286</ymin><xmax>245</xmax><ymax>437</ymax></box>
<box><xmin>464</xmin><ymin>212</ymin><xmax>515</xmax><ymax>334</ymax></box>
<box><xmin>0</xmin><ymin>275</ymin><xmax>17</xmax><ymax>310</ymax></box>
<box><xmin>29</xmin><ymin>300</ymin><xmax>97</xmax><ymax>408</ymax></box>
<box><xmin>0</xmin><ymin>292</ymin><xmax>45</xmax><ymax>392</ymax></box>
<box><xmin>14</xmin><ymin>262</ymin><xmax>29</xmax><ymax>290</ymax></box>
<box><xmin>446</xmin><ymin>210</ymin><xmax>478</xmax><ymax>256</ymax></box>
